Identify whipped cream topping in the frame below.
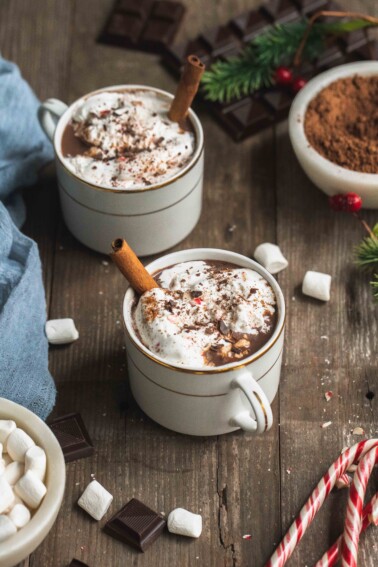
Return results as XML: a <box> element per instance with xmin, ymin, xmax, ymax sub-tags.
<box><xmin>63</xmin><ymin>90</ymin><xmax>195</xmax><ymax>189</ymax></box>
<box><xmin>133</xmin><ymin>261</ymin><xmax>277</xmax><ymax>368</ymax></box>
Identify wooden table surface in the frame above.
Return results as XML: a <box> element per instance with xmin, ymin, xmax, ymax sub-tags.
<box><xmin>1</xmin><ymin>0</ymin><xmax>378</xmax><ymax>565</ymax></box>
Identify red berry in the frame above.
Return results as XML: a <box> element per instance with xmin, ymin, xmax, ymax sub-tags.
<box><xmin>344</xmin><ymin>192</ymin><xmax>362</xmax><ymax>213</ymax></box>
<box><xmin>329</xmin><ymin>194</ymin><xmax>345</xmax><ymax>211</ymax></box>
<box><xmin>329</xmin><ymin>193</ymin><xmax>362</xmax><ymax>213</ymax></box>
<box><xmin>292</xmin><ymin>77</ymin><xmax>307</xmax><ymax>93</ymax></box>
<box><xmin>275</xmin><ymin>66</ymin><xmax>293</xmax><ymax>86</ymax></box>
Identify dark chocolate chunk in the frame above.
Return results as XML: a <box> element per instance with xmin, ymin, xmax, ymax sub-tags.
<box><xmin>261</xmin><ymin>0</ymin><xmax>300</xmax><ymax>24</ymax></box>
<box><xmin>104</xmin><ymin>498</ymin><xmax>166</xmax><ymax>552</ymax></box>
<box><xmin>69</xmin><ymin>560</ymin><xmax>89</xmax><ymax>567</ymax></box>
<box><xmin>49</xmin><ymin>413</ymin><xmax>94</xmax><ymax>463</ymax></box>
<box><xmin>200</xmin><ymin>25</ymin><xmax>239</xmax><ymax>57</ymax></box>
<box><xmin>162</xmin><ymin>0</ymin><xmax>376</xmax><ymax>142</ymax></box>
<box><xmin>315</xmin><ymin>45</ymin><xmax>345</xmax><ymax>68</ymax></box>
<box><xmin>263</xmin><ymin>90</ymin><xmax>294</xmax><ymax>119</ymax></box>
<box><xmin>230</xmin><ymin>10</ymin><xmax>271</xmax><ymax>42</ymax></box>
<box><xmin>98</xmin><ymin>0</ymin><xmax>186</xmax><ymax>54</ymax></box>
<box><xmin>340</xmin><ymin>29</ymin><xmax>369</xmax><ymax>54</ymax></box>
<box><xmin>293</xmin><ymin>0</ymin><xmax>328</xmax><ymax>14</ymax></box>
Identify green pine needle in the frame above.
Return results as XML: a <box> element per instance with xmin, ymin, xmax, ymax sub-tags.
<box><xmin>355</xmin><ymin>224</ymin><xmax>378</xmax><ymax>302</ymax></box>
<box><xmin>355</xmin><ymin>223</ymin><xmax>378</xmax><ymax>269</ymax></box>
<box><xmin>371</xmin><ymin>276</ymin><xmax>378</xmax><ymax>301</ymax></box>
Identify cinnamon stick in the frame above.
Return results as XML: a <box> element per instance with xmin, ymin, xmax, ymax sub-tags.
<box><xmin>168</xmin><ymin>54</ymin><xmax>205</xmax><ymax>124</ymax></box>
<box><xmin>110</xmin><ymin>238</ymin><xmax>159</xmax><ymax>295</ymax></box>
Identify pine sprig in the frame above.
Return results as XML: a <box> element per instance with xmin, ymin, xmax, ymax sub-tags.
<box><xmin>202</xmin><ymin>17</ymin><xmax>378</xmax><ymax>103</ymax></box>
<box><xmin>355</xmin><ymin>223</ymin><xmax>378</xmax><ymax>301</ymax></box>
<box><xmin>202</xmin><ymin>22</ymin><xmax>325</xmax><ymax>103</ymax></box>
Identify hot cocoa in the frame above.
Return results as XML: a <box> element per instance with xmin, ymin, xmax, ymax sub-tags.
<box><xmin>61</xmin><ymin>89</ymin><xmax>196</xmax><ymax>189</ymax></box>
<box><xmin>304</xmin><ymin>75</ymin><xmax>378</xmax><ymax>174</ymax></box>
<box><xmin>132</xmin><ymin>260</ymin><xmax>277</xmax><ymax>368</ymax></box>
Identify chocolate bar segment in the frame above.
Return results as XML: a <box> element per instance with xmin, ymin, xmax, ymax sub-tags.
<box><xmin>104</xmin><ymin>498</ymin><xmax>166</xmax><ymax>552</ymax></box>
<box><xmin>49</xmin><ymin>413</ymin><xmax>94</xmax><ymax>463</ymax></box>
<box><xmin>162</xmin><ymin>0</ymin><xmax>378</xmax><ymax>141</ymax></box>
<box><xmin>98</xmin><ymin>0</ymin><xmax>185</xmax><ymax>54</ymax></box>
<box><xmin>69</xmin><ymin>560</ymin><xmax>89</xmax><ymax>567</ymax></box>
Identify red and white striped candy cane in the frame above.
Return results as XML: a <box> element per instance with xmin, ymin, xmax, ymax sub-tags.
<box><xmin>315</xmin><ymin>493</ymin><xmax>378</xmax><ymax>567</ymax></box>
<box><xmin>341</xmin><ymin>446</ymin><xmax>378</xmax><ymax>567</ymax></box>
<box><xmin>265</xmin><ymin>440</ymin><xmax>378</xmax><ymax>567</ymax></box>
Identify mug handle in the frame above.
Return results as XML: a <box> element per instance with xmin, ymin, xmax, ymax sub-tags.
<box><xmin>230</xmin><ymin>372</ymin><xmax>273</xmax><ymax>434</ymax></box>
<box><xmin>38</xmin><ymin>98</ymin><xmax>68</xmax><ymax>142</ymax></box>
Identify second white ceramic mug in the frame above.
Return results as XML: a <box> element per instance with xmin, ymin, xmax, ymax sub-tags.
<box><xmin>38</xmin><ymin>86</ymin><xmax>204</xmax><ymax>255</ymax></box>
<box><xmin>123</xmin><ymin>248</ymin><xmax>285</xmax><ymax>436</ymax></box>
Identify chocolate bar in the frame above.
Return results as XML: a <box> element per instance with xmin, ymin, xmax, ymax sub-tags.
<box><xmin>49</xmin><ymin>413</ymin><xmax>94</xmax><ymax>463</ymax></box>
<box><xmin>69</xmin><ymin>560</ymin><xmax>89</xmax><ymax>567</ymax></box>
<box><xmin>163</xmin><ymin>0</ymin><xmax>378</xmax><ymax>141</ymax></box>
<box><xmin>103</xmin><ymin>498</ymin><xmax>166</xmax><ymax>552</ymax></box>
<box><xmin>98</xmin><ymin>0</ymin><xmax>186</xmax><ymax>54</ymax></box>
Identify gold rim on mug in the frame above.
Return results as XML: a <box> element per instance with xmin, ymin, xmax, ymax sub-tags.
<box><xmin>54</xmin><ymin>85</ymin><xmax>204</xmax><ymax>195</ymax></box>
<box><xmin>127</xmin><ymin>347</ymin><xmax>284</xmax><ymax>395</ymax></box>
<box><xmin>123</xmin><ymin>314</ymin><xmax>285</xmax><ymax>375</ymax></box>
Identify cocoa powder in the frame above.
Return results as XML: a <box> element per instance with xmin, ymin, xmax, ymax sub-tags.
<box><xmin>304</xmin><ymin>75</ymin><xmax>378</xmax><ymax>174</ymax></box>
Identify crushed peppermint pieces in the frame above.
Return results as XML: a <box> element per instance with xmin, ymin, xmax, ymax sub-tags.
<box><xmin>242</xmin><ymin>534</ymin><xmax>252</xmax><ymax>540</ymax></box>
<box><xmin>321</xmin><ymin>421</ymin><xmax>332</xmax><ymax>429</ymax></box>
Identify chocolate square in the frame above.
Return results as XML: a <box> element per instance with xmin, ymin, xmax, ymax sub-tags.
<box><xmin>104</xmin><ymin>498</ymin><xmax>166</xmax><ymax>552</ymax></box>
<box><xmin>340</xmin><ymin>29</ymin><xmax>369</xmax><ymax>54</ymax></box>
<box><xmin>263</xmin><ymin>89</ymin><xmax>294</xmax><ymax>119</ymax></box>
<box><xmin>231</xmin><ymin>10</ymin><xmax>271</xmax><ymax>42</ymax></box>
<box><xmin>221</xmin><ymin>98</ymin><xmax>273</xmax><ymax>140</ymax></box>
<box><xmin>316</xmin><ymin>45</ymin><xmax>345</xmax><ymax>69</ymax></box>
<box><xmin>49</xmin><ymin>413</ymin><xmax>94</xmax><ymax>463</ymax></box>
<box><xmin>98</xmin><ymin>0</ymin><xmax>186</xmax><ymax>54</ymax></box>
<box><xmin>261</xmin><ymin>0</ymin><xmax>300</xmax><ymax>24</ymax></box>
<box><xmin>117</xmin><ymin>0</ymin><xmax>153</xmax><ymax>18</ymax></box>
<box><xmin>200</xmin><ymin>25</ymin><xmax>239</xmax><ymax>57</ymax></box>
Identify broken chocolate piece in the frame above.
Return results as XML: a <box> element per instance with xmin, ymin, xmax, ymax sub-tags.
<box><xmin>104</xmin><ymin>498</ymin><xmax>166</xmax><ymax>552</ymax></box>
<box><xmin>49</xmin><ymin>413</ymin><xmax>94</xmax><ymax>463</ymax></box>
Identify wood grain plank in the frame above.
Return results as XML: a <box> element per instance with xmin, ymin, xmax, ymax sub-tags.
<box><xmin>275</xmin><ymin>0</ymin><xmax>378</xmax><ymax>556</ymax></box>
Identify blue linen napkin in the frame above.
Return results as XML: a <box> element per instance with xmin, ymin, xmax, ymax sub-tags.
<box><xmin>0</xmin><ymin>56</ymin><xmax>56</xmax><ymax>419</ymax></box>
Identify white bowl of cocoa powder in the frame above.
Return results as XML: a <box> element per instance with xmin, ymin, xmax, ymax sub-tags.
<box><xmin>289</xmin><ymin>61</ymin><xmax>378</xmax><ymax>209</ymax></box>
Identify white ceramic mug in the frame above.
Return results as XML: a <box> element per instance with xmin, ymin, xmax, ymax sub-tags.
<box><xmin>38</xmin><ymin>86</ymin><xmax>204</xmax><ymax>255</ymax></box>
<box><xmin>123</xmin><ymin>248</ymin><xmax>285</xmax><ymax>436</ymax></box>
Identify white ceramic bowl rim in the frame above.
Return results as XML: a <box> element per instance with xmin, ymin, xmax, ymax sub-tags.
<box><xmin>289</xmin><ymin>61</ymin><xmax>378</xmax><ymax>186</ymax></box>
<box><xmin>0</xmin><ymin>398</ymin><xmax>66</xmax><ymax>564</ymax></box>
<box><xmin>123</xmin><ymin>248</ymin><xmax>285</xmax><ymax>373</ymax></box>
<box><xmin>53</xmin><ymin>84</ymin><xmax>204</xmax><ymax>192</ymax></box>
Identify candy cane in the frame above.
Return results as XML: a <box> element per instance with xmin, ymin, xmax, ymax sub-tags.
<box><xmin>315</xmin><ymin>493</ymin><xmax>378</xmax><ymax>567</ymax></box>
<box><xmin>341</xmin><ymin>446</ymin><xmax>378</xmax><ymax>567</ymax></box>
<box><xmin>265</xmin><ymin>440</ymin><xmax>378</xmax><ymax>567</ymax></box>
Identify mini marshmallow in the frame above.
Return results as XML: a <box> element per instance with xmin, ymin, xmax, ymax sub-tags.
<box><xmin>15</xmin><ymin>470</ymin><xmax>47</xmax><ymax>509</ymax></box>
<box><xmin>302</xmin><ymin>271</ymin><xmax>332</xmax><ymax>302</ymax></box>
<box><xmin>78</xmin><ymin>480</ymin><xmax>113</xmax><ymax>521</ymax></box>
<box><xmin>0</xmin><ymin>420</ymin><xmax>16</xmax><ymax>451</ymax></box>
<box><xmin>0</xmin><ymin>515</ymin><xmax>17</xmax><ymax>542</ymax></box>
<box><xmin>8</xmin><ymin>503</ymin><xmax>31</xmax><ymax>529</ymax></box>
<box><xmin>45</xmin><ymin>318</ymin><xmax>79</xmax><ymax>345</ymax></box>
<box><xmin>25</xmin><ymin>446</ymin><xmax>46</xmax><ymax>482</ymax></box>
<box><xmin>3</xmin><ymin>461</ymin><xmax>24</xmax><ymax>486</ymax></box>
<box><xmin>167</xmin><ymin>508</ymin><xmax>202</xmax><ymax>538</ymax></box>
<box><xmin>254</xmin><ymin>243</ymin><xmax>288</xmax><ymax>275</ymax></box>
<box><xmin>6</xmin><ymin>428</ymin><xmax>35</xmax><ymax>462</ymax></box>
<box><xmin>0</xmin><ymin>478</ymin><xmax>15</xmax><ymax>514</ymax></box>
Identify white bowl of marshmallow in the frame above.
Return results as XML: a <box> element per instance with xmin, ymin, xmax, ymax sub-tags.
<box><xmin>0</xmin><ymin>398</ymin><xmax>66</xmax><ymax>567</ymax></box>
